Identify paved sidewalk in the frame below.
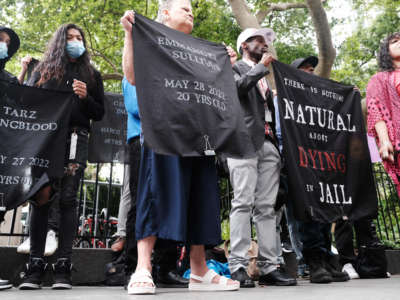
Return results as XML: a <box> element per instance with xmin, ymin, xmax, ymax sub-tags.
<box><xmin>1</xmin><ymin>276</ymin><xmax>398</xmax><ymax>300</ymax></box>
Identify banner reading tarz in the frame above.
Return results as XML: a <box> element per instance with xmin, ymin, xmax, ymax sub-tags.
<box><xmin>132</xmin><ymin>14</ymin><xmax>254</xmax><ymax>158</ymax></box>
<box><xmin>0</xmin><ymin>80</ymin><xmax>72</xmax><ymax>209</ymax></box>
<box><xmin>273</xmin><ymin>61</ymin><xmax>377</xmax><ymax>222</ymax></box>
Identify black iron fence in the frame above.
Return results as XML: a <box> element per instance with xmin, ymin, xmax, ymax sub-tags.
<box><xmin>1</xmin><ymin>162</ymin><xmax>400</xmax><ymax>248</ymax></box>
<box><xmin>372</xmin><ymin>163</ymin><xmax>400</xmax><ymax>246</ymax></box>
<box><xmin>0</xmin><ymin>163</ymin><xmax>124</xmax><ymax>248</ymax></box>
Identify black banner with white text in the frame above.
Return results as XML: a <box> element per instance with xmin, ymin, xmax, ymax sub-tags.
<box><xmin>132</xmin><ymin>14</ymin><xmax>254</xmax><ymax>158</ymax></box>
<box><xmin>273</xmin><ymin>61</ymin><xmax>377</xmax><ymax>223</ymax></box>
<box><xmin>0</xmin><ymin>80</ymin><xmax>72</xmax><ymax>210</ymax></box>
<box><xmin>88</xmin><ymin>92</ymin><xmax>128</xmax><ymax>163</ymax></box>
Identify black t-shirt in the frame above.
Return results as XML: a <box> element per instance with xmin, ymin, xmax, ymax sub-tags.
<box><xmin>0</xmin><ymin>69</ymin><xmax>19</xmax><ymax>84</ymax></box>
<box><xmin>28</xmin><ymin>62</ymin><xmax>105</xmax><ymax>130</ymax></box>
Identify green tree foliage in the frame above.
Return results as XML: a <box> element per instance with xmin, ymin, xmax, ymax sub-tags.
<box><xmin>332</xmin><ymin>1</ymin><xmax>400</xmax><ymax>95</ymax></box>
<box><xmin>0</xmin><ymin>0</ymin><xmax>241</xmax><ymax>92</ymax></box>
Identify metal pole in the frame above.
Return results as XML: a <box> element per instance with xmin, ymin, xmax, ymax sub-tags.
<box><xmin>93</xmin><ymin>163</ymin><xmax>100</xmax><ymax>248</ymax></box>
<box><xmin>8</xmin><ymin>209</ymin><xmax>17</xmax><ymax>246</ymax></box>
<box><xmin>105</xmin><ymin>163</ymin><xmax>113</xmax><ymax>247</ymax></box>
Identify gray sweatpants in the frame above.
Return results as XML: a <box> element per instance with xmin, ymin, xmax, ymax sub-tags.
<box><xmin>116</xmin><ymin>164</ymin><xmax>131</xmax><ymax>237</ymax></box>
<box><xmin>228</xmin><ymin>140</ymin><xmax>281</xmax><ymax>275</ymax></box>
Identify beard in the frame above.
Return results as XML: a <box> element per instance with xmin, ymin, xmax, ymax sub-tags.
<box><xmin>249</xmin><ymin>51</ymin><xmax>263</xmax><ymax>62</ymax></box>
<box><xmin>248</xmin><ymin>46</ymin><xmax>267</xmax><ymax>62</ymax></box>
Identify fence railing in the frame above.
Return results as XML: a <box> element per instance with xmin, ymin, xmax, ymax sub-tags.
<box><xmin>0</xmin><ymin>163</ymin><xmax>123</xmax><ymax>248</ymax></box>
<box><xmin>373</xmin><ymin>163</ymin><xmax>400</xmax><ymax>245</ymax></box>
<box><xmin>1</xmin><ymin>162</ymin><xmax>400</xmax><ymax>248</ymax></box>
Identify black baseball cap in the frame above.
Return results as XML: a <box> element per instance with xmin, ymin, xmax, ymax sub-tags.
<box><xmin>291</xmin><ymin>56</ymin><xmax>318</xmax><ymax>69</ymax></box>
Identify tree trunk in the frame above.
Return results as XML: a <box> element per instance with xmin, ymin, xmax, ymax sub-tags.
<box><xmin>228</xmin><ymin>0</ymin><xmax>260</xmax><ymax>29</ymax></box>
<box><xmin>305</xmin><ymin>0</ymin><xmax>336</xmax><ymax>78</ymax></box>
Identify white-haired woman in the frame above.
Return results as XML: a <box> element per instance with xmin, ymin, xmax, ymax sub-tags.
<box><xmin>121</xmin><ymin>0</ymin><xmax>239</xmax><ymax>295</ymax></box>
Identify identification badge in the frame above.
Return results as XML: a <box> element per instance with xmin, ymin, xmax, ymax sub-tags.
<box><xmin>265</xmin><ymin>109</ymin><xmax>272</xmax><ymax>123</ymax></box>
<box><xmin>69</xmin><ymin>132</ymin><xmax>78</xmax><ymax>160</ymax></box>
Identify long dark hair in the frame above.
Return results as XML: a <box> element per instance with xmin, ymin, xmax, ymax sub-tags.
<box><xmin>35</xmin><ymin>23</ymin><xmax>94</xmax><ymax>86</ymax></box>
<box><xmin>378</xmin><ymin>32</ymin><xmax>400</xmax><ymax>72</ymax></box>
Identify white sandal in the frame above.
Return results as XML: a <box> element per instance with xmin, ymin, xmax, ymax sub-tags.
<box><xmin>127</xmin><ymin>268</ymin><xmax>155</xmax><ymax>295</ymax></box>
<box><xmin>189</xmin><ymin>269</ymin><xmax>240</xmax><ymax>291</ymax></box>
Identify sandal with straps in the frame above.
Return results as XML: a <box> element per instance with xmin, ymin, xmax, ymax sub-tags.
<box><xmin>189</xmin><ymin>269</ymin><xmax>240</xmax><ymax>291</ymax></box>
<box><xmin>127</xmin><ymin>268</ymin><xmax>155</xmax><ymax>295</ymax></box>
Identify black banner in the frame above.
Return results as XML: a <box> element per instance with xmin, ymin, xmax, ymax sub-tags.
<box><xmin>88</xmin><ymin>92</ymin><xmax>128</xmax><ymax>163</ymax></box>
<box><xmin>273</xmin><ymin>61</ymin><xmax>377</xmax><ymax>223</ymax></box>
<box><xmin>132</xmin><ymin>14</ymin><xmax>254</xmax><ymax>158</ymax></box>
<box><xmin>0</xmin><ymin>80</ymin><xmax>72</xmax><ymax>209</ymax></box>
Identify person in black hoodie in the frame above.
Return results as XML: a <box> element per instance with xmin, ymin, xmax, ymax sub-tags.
<box><xmin>0</xmin><ymin>26</ymin><xmax>20</xmax><ymax>84</ymax></box>
<box><xmin>19</xmin><ymin>23</ymin><xmax>105</xmax><ymax>290</ymax></box>
<box><xmin>0</xmin><ymin>25</ymin><xmax>20</xmax><ymax>291</ymax></box>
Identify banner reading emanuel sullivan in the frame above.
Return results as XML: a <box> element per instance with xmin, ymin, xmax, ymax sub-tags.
<box><xmin>88</xmin><ymin>92</ymin><xmax>128</xmax><ymax>164</ymax></box>
<box><xmin>133</xmin><ymin>14</ymin><xmax>254</xmax><ymax>158</ymax></box>
<box><xmin>272</xmin><ymin>61</ymin><xmax>377</xmax><ymax>223</ymax></box>
<box><xmin>0</xmin><ymin>80</ymin><xmax>72</xmax><ymax>209</ymax></box>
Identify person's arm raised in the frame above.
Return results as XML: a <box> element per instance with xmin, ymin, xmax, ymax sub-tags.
<box><xmin>121</xmin><ymin>10</ymin><xmax>136</xmax><ymax>85</ymax></box>
<box><xmin>17</xmin><ymin>56</ymin><xmax>32</xmax><ymax>84</ymax></box>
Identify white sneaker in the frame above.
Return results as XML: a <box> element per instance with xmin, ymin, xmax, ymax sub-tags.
<box><xmin>0</xmin><ymin>278</ymin><xmax>12</xmax><ymax>290</ymax></box>
<box><xmin>44</xmin><ymin>230</ymin><xmax>58</xmax><ymax>256</ymax></box>
<box><xmin>17</xmin><ymin>237</ymin><xmax>31</xmax><ymax>254</ymax></box>
<box><xmin>342</xmin><ymin>263</ymin><xmax>360</xmax><ymax>279</ymax></box>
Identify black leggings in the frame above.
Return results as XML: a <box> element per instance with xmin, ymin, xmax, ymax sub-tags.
<box><xmin>334</xmin><ymin>218</ymin><xmax>376</xmax><ymax>266</ymax></box>
<box><xmin>125</xmin><ymin>137</ymin><xmax>141</xmax><ymax>275</ymax></box>
<box><xmin>30</xmin><ymin>164</ymin><xmax>84</xmax><ymax>259</ymax></box>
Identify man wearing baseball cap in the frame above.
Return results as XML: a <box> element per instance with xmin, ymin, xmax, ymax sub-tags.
<box><xmin>227</xmin><ymin>28</ymin><xmax>296</xmax><ymax>288</ymax></box>
<box><xmin>290</xmin><ymin>56</ymin><xmax>319</xmax><ymax>73</ymax></box>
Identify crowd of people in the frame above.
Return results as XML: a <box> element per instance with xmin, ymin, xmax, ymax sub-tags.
<box><xmin>0</xmin><ymin>0</ymin><xmax>397</xmax><ymax>294</ymax></box>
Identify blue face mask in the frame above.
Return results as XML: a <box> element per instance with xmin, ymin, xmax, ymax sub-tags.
<box><xmin>0</xmin><ymin>42</ymin><xmax>8</xmax><ymax>59</ymax></box>
<box><xmin>66</xmin><ymin>41</ymin><xmax>86</xmax><ymax>59</ymax></box>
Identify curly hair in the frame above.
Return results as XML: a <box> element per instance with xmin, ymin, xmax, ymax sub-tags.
<box><xmin>34</xmin><ymin>23</ymin><xmax>94</xmax><ymax>86</ymax></box>
<box><xmin>378</xmin><ymin>32</ymin><xmax>400</xmax><ymax>72</ymax></box>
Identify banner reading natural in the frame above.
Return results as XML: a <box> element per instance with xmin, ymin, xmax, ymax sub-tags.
<box><xmin>0</xmin><ymin>80</ymin><xmax>72</xmax><ymax>209</ymax></box>
<box><xmin>272</xmin><ymin>61</ymin><xmax>377</xmax><ymax>223</ymax></box>
<box><xmin>132</xmin><ymin>13</ymin><xmax>254</xmax><ymax>158</ymax></box>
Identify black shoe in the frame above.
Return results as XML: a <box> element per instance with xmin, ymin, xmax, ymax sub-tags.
<box><xmin>0</xmin><ymin>279</ymin><xmax>12</xmax><ymax>290</ymax></box>
<box><xmin>308</xmin><ymin>257</ymin><xmax>332</xmax><ymax>284</ymax></box>
<box><xmin>231</xmin><ymin>268</ymin><xmax>255</xmax><ymax>288</ymax></box>
<box><xmin>156</xmin><ymin>270</ymin><xmax>189</xmax><ymax>288</ymax></box>
<box><xmin>309</xmin><ymin>264</ymin><xmax>332</xmax><ymax>284</ymax></box>
<box><xmin>303</xmin><ymin>249</ymin><xmax>333</xmax><ymax>284</ymax></box>
<box><xmin>323</xmin><ymin>259</ymin><xmax>349</xmax><ymax>282</ymax></box>
<box><xmin>19</xmin><ymin>257</ymin><xmax>46</xmax><ymax>290</ymax></box>
<box><xmin>258</xmin><ymin>269</ymin><xmax>297</xmax><ymax>286</ymax></box>
<box><xmin>52</xmin><ymin>258</ymin><xmax>72</xmax><ymax>289</ymax></box>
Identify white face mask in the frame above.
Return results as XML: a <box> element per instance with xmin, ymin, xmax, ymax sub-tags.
<box><xmin>0</xmin><ymin>42</ymin><xmax>8</xmax><ymax>59</ymax></box>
